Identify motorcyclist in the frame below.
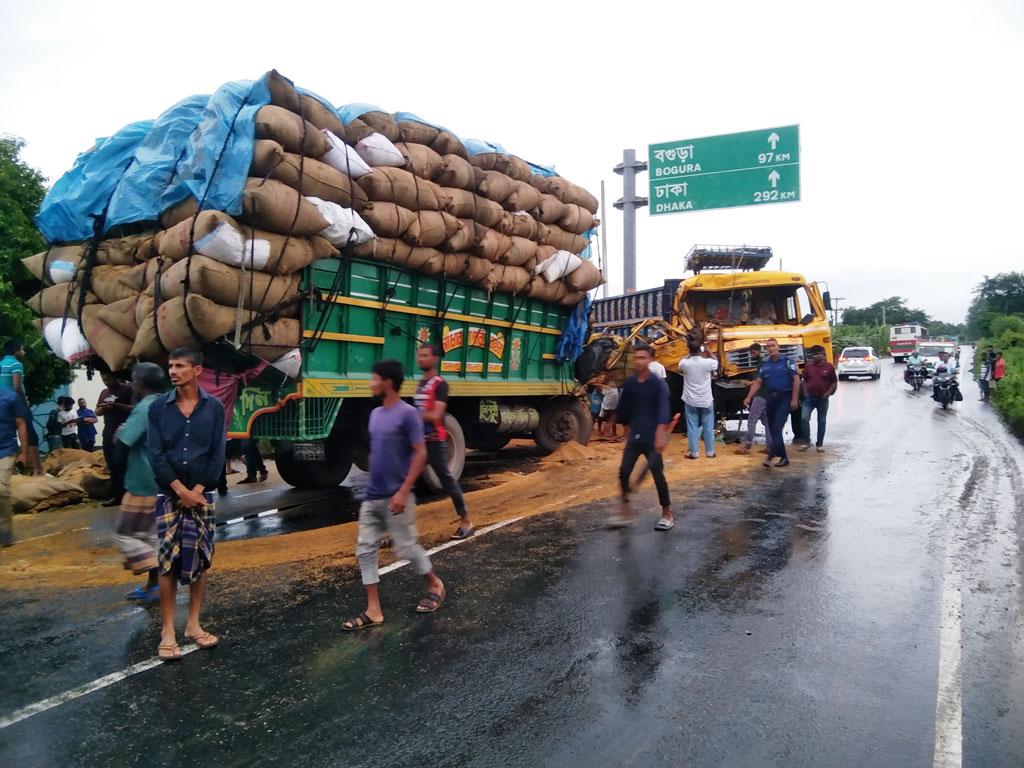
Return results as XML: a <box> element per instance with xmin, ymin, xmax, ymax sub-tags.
<box><xmin>932</xmin><ymin>351</ymin><xmax>961</xmax><ymax>402</ymax></box>
<box><xmin>904</xmin><ymin>351</ymin><xmax>924</xmax><ymax>384</ymax></box>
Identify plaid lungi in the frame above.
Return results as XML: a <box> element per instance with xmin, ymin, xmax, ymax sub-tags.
<box><xmin>115</xmin><ymin>492</ymin><xmax>158</xmax><ymax>575</ymax></box>
<box><xmin>156</xmin><ymin>492</ymin><xmax>216</xmax><ymax>585</ymax></box>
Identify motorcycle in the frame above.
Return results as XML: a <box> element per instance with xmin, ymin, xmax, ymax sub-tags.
<box><xmin>932</xmin><ymin>368</ymin><xmax>960</xmax><ymax>410</ymax></box>
<box><xmin>905</xmin><ymin>362</ymin><xmax>926</xmax><ymax>392</ymax></box>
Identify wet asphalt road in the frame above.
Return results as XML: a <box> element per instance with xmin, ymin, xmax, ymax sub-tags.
<box><xmin>2</xmin><ymin>351</ymin><xmax>1023</xmax><ymax>767</ymax></box>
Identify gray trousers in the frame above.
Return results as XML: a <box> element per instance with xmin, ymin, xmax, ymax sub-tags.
<box><xmin>0</xmin><ymin>454</ymin><xmax>14</xmax><ymax>546</ymax></box>
<box><xmin>744</xmin><ymin>396</ymin><xmax>768</xmax><ymax>447</ymax></box>
<box><xmin>356</xmin><ymin>496</ymin><xmax>432</xmax><ymax>586</ymax></box>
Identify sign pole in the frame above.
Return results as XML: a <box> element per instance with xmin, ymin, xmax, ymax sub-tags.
<box><xmin>599</xmin><ymin>180</ymin><xmax>609</xmax><ymax>298</ymax></box>
<box><xmin>613</xmin><ymin>149</ymin><xmax>648</xmax><ymax>293</ymax></box>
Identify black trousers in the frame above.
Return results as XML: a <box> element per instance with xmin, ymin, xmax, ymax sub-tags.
<box><xmin>103</xmin><ymin>432</ymin><xmax>126</xmax><ymax>499</ymax></box>
<box><xmin>425</xmin><ymin>441</ymin><xmax>467</xmax><ymax>517</ymax></box>
<box><xmin>619</xmin><ymin>437</ymin><xmax>670</xmax><ymax>508</ymax></box>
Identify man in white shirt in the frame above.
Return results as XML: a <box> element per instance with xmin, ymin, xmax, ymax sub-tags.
<box><xmin>648</xmin><ymin>360</ymin><xmax>667</xmax><ymax>380</ymax></box>
<box><xmin>677</xmin><ymin>343</ymin><xmax>718</xmax><ymax>459</ymax></box>
<box><xmin>57</xmin><ymin>397</ymin><xmax>80</xmax><ymax>449</ymax></box>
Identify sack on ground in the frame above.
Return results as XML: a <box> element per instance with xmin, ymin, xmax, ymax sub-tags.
<box><xmin>11</xmin><ymin>475</ymin><xmax>87</xmax><ymax>514</ymax></box>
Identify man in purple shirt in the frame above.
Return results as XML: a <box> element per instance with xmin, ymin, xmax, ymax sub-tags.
<box><xmin>343</xmin><ymin>359</ymin><xmax>446</xmax><ymax>630</ymax></box>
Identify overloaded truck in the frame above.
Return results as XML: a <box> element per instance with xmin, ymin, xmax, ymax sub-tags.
<box><xmin>25</xmin><ymin>70</ymin><xmax>599</xmax><ymax>490</ymax></box>
<box><xmin>581</xmin><ymin>245</ymin><xmax>833</xmax><ymax>419</ymax></box>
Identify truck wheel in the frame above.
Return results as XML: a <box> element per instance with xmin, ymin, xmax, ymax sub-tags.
<box><xmin>473</xmin><ymin>434</ymin><xmax>511</xmax><ymax>453</ymax></box>
<box><xmin>534</xmin><ymin>398</ymin><xmax>592</xmax><ymax>455</ymax></box>
<box><xmin>423</xmin><ymin>414</ymin><xmax>466</xmax><ymax>492</ymax></box>
<box><xmin>275</xmin><ymin>446</ymin><xmax>353</xmax><ymax>489</ymax></box>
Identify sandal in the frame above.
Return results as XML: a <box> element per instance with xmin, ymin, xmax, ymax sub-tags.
<box><xmin>416</xmin><ymin>591</ymin><xmax>445</xmax><ymax>613</ymax></box>
<box><xmin>342</xmin><ymin>612</ymin><xmax>383</xmax><ymax>631</ymax></box>
<box><xmin>185</xmin><ymin>631</ymin><xmax>219</xmax><ymax>649</ymax></box>
<box><xmin>158</xmin><ymin>642</ymin><xmax>182</xmax><ymax>661</ymax></box>
<box><xmin>450</xmin><ymin>526</ymin><xmax>474</xmax><ymax>540</ymax></box>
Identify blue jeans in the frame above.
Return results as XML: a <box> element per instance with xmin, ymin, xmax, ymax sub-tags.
<box><xmin>684</xmin><ymin>403</ymin><xmax>715</xmax><ymax>457</ymax></box>
<box><xmin>800</xmin><ymin>395</ymin><xmax>830</xmax><ymax>447</ymax></box>
<box><xmin>764</xmin><ymin>391</ymin><xmax>792</xmax><ymax>460</ymax></box>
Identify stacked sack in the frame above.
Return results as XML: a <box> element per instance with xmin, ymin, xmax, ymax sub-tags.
<box><xmin>24</xmin><ymin>70</ymin><xmax>604</xmax><ymax>374</ymax></box>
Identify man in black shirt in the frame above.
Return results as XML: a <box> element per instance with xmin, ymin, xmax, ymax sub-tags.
<box><xmin>603</xmin><ymin>344</ymin><xmax>673</xmax><ymax>530</ymax></box>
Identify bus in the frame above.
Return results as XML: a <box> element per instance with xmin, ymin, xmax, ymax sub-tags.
<box><xmin>889</xmin><ymin>324</ymin><xmax>928</xmax><ymax>362</ymax></box>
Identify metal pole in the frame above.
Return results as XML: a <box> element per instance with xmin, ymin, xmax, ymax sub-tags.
<box><xmin>600</xmin><ymin>180</ymin><xmax>609</xmax><ymax>298</ymax></box>
<box><xmin>613</xmin><ymin>149</ymin><xmax>648</xmax><ymax>293</ymax></box>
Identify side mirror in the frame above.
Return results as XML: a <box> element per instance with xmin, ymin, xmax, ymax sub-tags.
<box><xmin>822</xmin><ymin>291</ymin><xmax>833</xmax><ymax>311</ymax></box>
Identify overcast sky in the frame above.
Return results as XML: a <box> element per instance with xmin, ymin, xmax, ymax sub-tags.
<box><xmin>2</xmin><ymin>0</ymin><xmax>1020</xmax><ymax>323</ymax></box>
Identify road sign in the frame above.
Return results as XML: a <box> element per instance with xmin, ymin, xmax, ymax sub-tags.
<box><xmin>648</xmin><ymin>125</ymin><xmax>799</xmax><ymax>215</ymax></box>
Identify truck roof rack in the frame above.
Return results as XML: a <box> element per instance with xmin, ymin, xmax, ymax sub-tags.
<box><xmin>685</xmin><ymin>245</ymin><xmax>773</xmax><ymax>273</ymax></box>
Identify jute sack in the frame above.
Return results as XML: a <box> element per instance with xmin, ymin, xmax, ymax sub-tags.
<box><xmin>359</xmin><ymin>111</ymin><xmax>401</xmax><ymax>141</ymax></box>
<box><xmin>395</xmin><ymin>143</ymin><xmax>445</xmax><ymax>180</ymax></box>
<box><xmin>404</xmin><ymin>211</ymin><xmax>459</xmax><ymax>248</ymax></box>
<box><xmin>299</xmin><ymin>93</ymin><xmax>345</xmax><ymax>138</ymax></box>
<box><xmin>527</xmin><ymin>275</ymin><xmax>567</xmax><ymax>304</ymax></box>
<box><xmin>532</xmin><ymin>175</ymin><xmax>599</xmax><ymax>214</ymax></box>
<box><xmin>242</xmin><ymin>178</ymin><xmax>329</xmax><ymax>237</ymax></box>
<box><xmin>254</xmin><ymin>105</ymin><xmax>330</xmax><ymax>157</ymax></box>
<box><xmin>21</xmin><ymin>245</ymin><xmax>88</xmax><ymax>282</ymax></box>
<box><xmin>159</xmin><ymin>197</ymin><xmax>199</xmax><ymax>229</ymax></box>
<box><xmin>57</xmin><ymin>459</ymin><xmax>111</xmax><ymax>500</ymax></box>
<box><xmin>159</xmin><ymin>255</ymin><xmax>300</xmax><ymax>312</ymax></box>
<box><xmin>501</xmin><ymin>237</ymin><xmax>537</xmax><ymax>267</ymax></box>
<box><xmin>420</xmin><ymin>253</ymin><xmax>473</xmax><ymax>279</ymax></box>
<box><xmin>135</xmin><ymin>292</ymin><xmax>154</xmax><ymax>330</ymax></box>
<box><xmin>89</xmin><ymin>265</ymin><xmax>137</xmax><ymax>304</ymax></box>
<box><xmin>435</xmin><ymin>154</ymin><xmax>476</xmax><ymax>189</ymax></box>
<box><xmin>440</xmin><ymin>188</ymin><xmax>505</xmax><ymax>228</ymax></box>
<box><xmin>251</xmin><ymin>140</ymin><xmax>368</xmax><ymax>210</ymax></box>
<box><xmin>352</xmin><ymin>237</ymin><xmax>413</xmax><ymax>265</ymax></box>
<box><xmin>266</xmin><ymin>69</ymin><xmax>301</xmax><ymax>113</ymax></box>
<box><xmin>443</xmin><ymin>218</ymin><xmax>477</xmax><ymax>253</ymax></box>
<box><xmin>97</xmin><ymin>297</ymin><xmax>139</xmax><ymax>339</ymax></box>
<box><xmin>505</xmin><ymin>156</ymin><xmax>532</xmax><ymax>182</ymax></box>
<box><xmin>27</xmin><ymin>283</ymin><xmax>97</xmax><ymax>318</ymax></box>
<box><xmin>497</xmin><ymin>211</ymin><xmax>540</xmax><ymax>240</ymax></box>
<box><xmin>98</xmin><ymin>234</ymin><xmax>157</xmax><ymax>266</ymax></box>
<box><xmin>11</xmin><ymin>475</ymin><xmax>86</xmax><ymax>514</ymax></box>
<box><xmin>464</xmin><ymin>256</ymin><xmax>493</xmax><ymax>284</ymax></box>
<box><xmin>534</xmin><ymin>194</ymin><xmax>569</xmax><ymax>224</ymax></box>
<box><xmin>118</xmin><ymin>259</ymin><xmax>161</xmax><ymax>292</ymax></box>
<box><xmin>241</xmin><ymin>317</ymin><xmax>302</xmax><ymax>363</ymax></box>
<box><xmin>558</xmin><ymin>204</ymin><xmax>596</xmax><ymax>235</ymax></box>
<box><xmin>564</xmin><ymin>259</ymin><xmax>605</xmax><ymax>292</ymax></box>
<box><xmin>506</xmin><ymin>180</ymin><xmax>542</xmax><ymax>212</ymax></box>
<box><xmin>360</xmin><ymin>202</ymin><xmax>417</xmax><ymax>238</ymax></box>
<box><xmin>430</xmin><ymin>131</ymin><xmax>468</xmax><ymax>160</ymax></box>
<box><xmin>471</xmin><ymin>225</ymin><xmax>513</xmax><ymax>262</ymax></box>
<box><xmin>342</xmin><ymin>118</ymin><xmax>376</xmax><ymax>145</ymax></box>
<box><xmin>357</xmin><ymin>167</ymin><xmax>445</xmax><ymax>211</ymax></box>
<box><xmin>81</xmin><ymin>305</ymin><xmax>132</xmax><ymax>372</ymax></box>
<box><xmin>396</xmin><ymin>119</ymin><xmax>440</xmax><ymax>146</ymax></box>
<box><xmin>476</xmin><ymin>170</ymin><xmax>516</xmax><ymax>205</ymax></box>
<box><xmin>467</xmin><ymin>153</ymin><xmax>503</xmax><ymax>172</ymax></box>
<box><xmin>42</xmin><ymin>447</ymin><xmax>105</xmax><ymax>476</ymax></box>
<box><xmin>159</xmin><ymin>211</ymin><xmax>336</xmax><ymax>274</ymax></box>
<box><xmin>540</xmin><ymin>224</ymin><xmax>588</xmax><ymax>255</ymax></box>
<box><xmin>394</xmin><ymin>246</ymin><xmax>440</xmax><ymax>272</ymax></box>
<box><xmin>485</xmin><ymin>265</ymin><xmax>531</xmax><ymax>295</ymax></box>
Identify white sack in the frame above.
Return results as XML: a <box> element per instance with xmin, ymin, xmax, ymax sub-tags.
<box><xmin>320</xmin><ymin>131</ymin><xmax>372</xmax><ymax>178</ymax></box>
<box><xmin>193</xmin><ymin>222</ymin><xmax>272</xmax><ymax>271</ymax></box>
<box><xmin>305</xmin><ymin>196</ymin><xmax>375</xmax><ymax>246</ymax></box>
<box><xmin>354</xmin><ymin>133</ymin><xmax>406</xmax><ymax>168</ymax></box>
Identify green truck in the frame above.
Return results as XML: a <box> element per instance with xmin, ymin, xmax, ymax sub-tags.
<box><xmin>231</xmin><ymin>256</ymin><xmax>591</xmax><ymax>489</ymax></box>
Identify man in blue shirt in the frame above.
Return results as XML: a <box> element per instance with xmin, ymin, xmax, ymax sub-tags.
<box><xmin>744</xmin><ymin>338</ymin><xmax>800</xmax><ymax>467</ymax></box>
<box><xmin>76</xmin><ymin>398</ymin><xmax>98</xmax><ymax>451</ymax></box>
<box><xmin>343</xmin><ymin>359</ymin><xmax>445</xmax><ymax>631</ymax></box>
<box><xmin>0</xmin><ymin>388</ymin><xmax>30</xmax><ymax>547</ymax></box>
<box><xmin>147</xmin><ymin>348</ymin><xmax>225</xmax><ymax>660</ymax></box>
<box><xmin>603</xmin><ymin>344</ymin><xmax>674</xmax><ymax>530</ymax></box>
<box><xmin>1</xmin><ymin>339</ymin><xmax>43</xmax><ymax>477</ymax></box>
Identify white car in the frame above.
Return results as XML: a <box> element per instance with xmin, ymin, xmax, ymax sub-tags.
<box><xmin>837</xmin><ymin>346</ymin><xmax>882</xmax><ymax>380</ymax></box>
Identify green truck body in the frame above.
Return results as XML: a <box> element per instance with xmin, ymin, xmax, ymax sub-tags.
<box><xmin>231</xmin><ymin>257</ymin><xmax>589</xmax><ymax>488</ymax></box>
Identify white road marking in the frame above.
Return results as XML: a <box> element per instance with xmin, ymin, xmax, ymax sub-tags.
<box><xmin>16</xmin><ymin>526</ymin><xmax>91</xmax><ymax>544</ymax></box>
<box><xmin>0</xmin><ymin>514</ymin><xmax>525</xmax><ymax>730</ymax></box>
<box><xmin>933</xmin><ymin>552</ymin><xmax>963</xmax><ymax>768</ymax></box>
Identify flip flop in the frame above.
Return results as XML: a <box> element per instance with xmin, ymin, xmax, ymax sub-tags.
<box><xmin>450</xmin><ymin>526</ymin><xmax>474</xmax><ymax>540</ymax></box>
<box><xmin>185</xmin><ymin>631</ymin><xmax>219</xmax><ymax>649</ymax></box>
<box><xmin>158</xmin><ymin>642</ymin><xmax>182</xmax><ymax>661</ymax></box>
<box><xmin>416</xmin><ymin>591</ymin><xmax>445</xmax><ymax>613</ymax></box>
<box><xmin>654</xmin><ymin>517</ymin><xmax>675</xmax><ymax>531</ymax></box>
<box><xmin>342</xmin><ymin>612</ymin><xmax>383</xmax><ymax>631</ymax></box>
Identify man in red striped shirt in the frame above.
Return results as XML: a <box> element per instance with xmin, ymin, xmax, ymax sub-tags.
<box><xmin>415</xmin><ymin>344</ymin><xmax>473</xmax><ymax>540</ymax></box>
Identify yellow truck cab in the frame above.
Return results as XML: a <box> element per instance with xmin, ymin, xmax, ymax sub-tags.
<box><xmin>664</xmin><ymin>246</ymin><xmax>833</xmax><ymax>417</ymax></box>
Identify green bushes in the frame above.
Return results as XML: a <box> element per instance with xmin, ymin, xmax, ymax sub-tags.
<box><xmin>831</xmin><ymin>324</ymin><xmax>889</xmax><ymax>358</ymax></box>
<box><xmin>979</xmin><ymin>315</ymin><xmax>1024</xmax><ymax>437</ymax></box>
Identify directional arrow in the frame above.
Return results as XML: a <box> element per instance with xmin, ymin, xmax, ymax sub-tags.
<box><xmin>768</xmin><ymin>170</ymin><xmax>780</xmax><ymax>188</ymax></box>
<box><xmin>768</xmin><ymin>132</ymin><xmax>780</xmax><ymax>150</ymax></box>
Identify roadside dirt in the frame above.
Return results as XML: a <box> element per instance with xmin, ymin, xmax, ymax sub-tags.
<box><xmin>0</xmin><ymin>437</ymin><xmax>787</xmax><ymax>590</ymax></box>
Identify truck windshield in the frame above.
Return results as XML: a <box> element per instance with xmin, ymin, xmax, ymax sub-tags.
<box><xmin>919</xmin><ymin>345</ymin><xmax>952</xmax><ymax>356</ymax></box>
<box><xmin>691</xmin><ymin>285</ymin><xmax>817</xmax><ymax>326</ymax></box>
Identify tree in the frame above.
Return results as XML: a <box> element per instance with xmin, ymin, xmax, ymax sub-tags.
<box><xmin>967</xmin><ymin>272</ymin><xmax>1024</xmax><ymax>338</ymax></box>
<box><xmin>0</xmin><ymin>136</ymin><xmax>71</xmax><ymax>404</ymax></box>
<box><xmin>840</xmin><ymin>296</ymin><xmax>929</xmax><ymax>327</ymax></box>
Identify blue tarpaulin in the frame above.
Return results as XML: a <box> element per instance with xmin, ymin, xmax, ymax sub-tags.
<box><xmin>336</xmin><ymin>103</ymin><xmax>385</xmax><ymax>125</ymax></box>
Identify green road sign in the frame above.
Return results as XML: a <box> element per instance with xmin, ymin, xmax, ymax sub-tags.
<box><xmin>648</xmin><ymin>125</ymin><xmax>800</xmax><ymax>215</ymax></box>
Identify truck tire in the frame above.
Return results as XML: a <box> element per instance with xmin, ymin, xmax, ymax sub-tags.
<box><xmin>533</xmin><ymin>398</ymin><xmax>592</xmax><ymax>455</ymax></box>
<box><xmin>422</xmin><ymin>414</ymin><xmax>466</xmax><ymax>492</ymax></box>
<box><xmin>275</xmin><ymin>447</ymin><xmax>353</xmax><ymax>489</ymax></box>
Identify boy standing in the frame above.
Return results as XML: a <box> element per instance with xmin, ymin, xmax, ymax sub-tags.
<box><xmin>343</xmin><ymin>359</ymin><xmax>445</xmax><ymax>630</ymax></box>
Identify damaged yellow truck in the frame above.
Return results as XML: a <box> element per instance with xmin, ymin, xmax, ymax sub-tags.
<box><xmin>581</xmin><ymin>246</ymin><xmax>833</xmax><ymax>419</ymax></box>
